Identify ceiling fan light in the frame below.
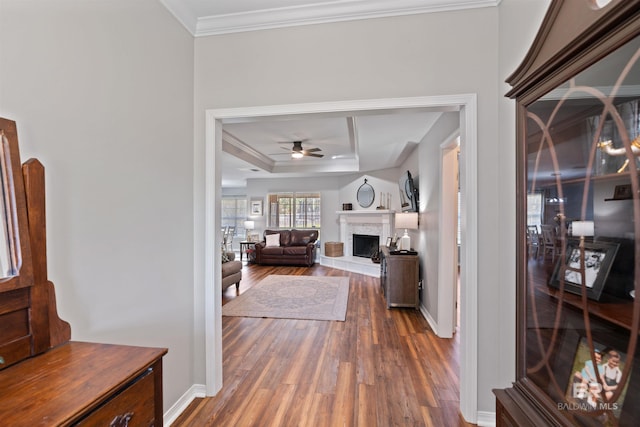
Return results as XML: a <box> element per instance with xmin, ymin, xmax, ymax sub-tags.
<box><xmin>291</xmin><ymin>152</ymin><xmax>304</xmax><ymax>159</ymax></box>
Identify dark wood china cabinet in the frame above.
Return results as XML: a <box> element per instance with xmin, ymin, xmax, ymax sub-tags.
<box><xmin>494</xmin><ymin>1</ymin><xmax>640</xmax><ymax>426</ymax></box>
<box><xmin>0</xmin><ymin>117</ymin><xmax>167</xmax><ymax>426</ymax></box>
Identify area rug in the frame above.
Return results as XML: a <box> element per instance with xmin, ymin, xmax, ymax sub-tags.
<box><xmin>222</xmin><ymin>275</ymin><xmax>349</xmax><ymax>321</ymax></box>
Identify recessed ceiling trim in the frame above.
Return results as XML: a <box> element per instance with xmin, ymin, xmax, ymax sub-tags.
<box><xmin>347</xmin><ymin>116</ymin><xmax>360</xmax><ymax>166</ymax></box>
<box><xmin>273</xmin><ymin>158</ymin><xmax>360</xmax><ymax>174</ymax></box>
<box><xmin>161</xmin><ymin>0</ymin><xmax>500</xmax><ymax>37</ymax></box>
<box><xmin>222</xmin><ymin>130</ymin><xmax>275</xmax><ymax>172</ymax></box>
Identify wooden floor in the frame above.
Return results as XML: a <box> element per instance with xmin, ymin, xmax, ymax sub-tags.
<box><xmin>173</xmin><ymin>263</ymin><xmax>475</xmax><ymax>427</ymax></box>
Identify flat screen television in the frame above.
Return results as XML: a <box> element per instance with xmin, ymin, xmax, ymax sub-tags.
<box><xmin>398</xmin><ymin>170</ymin><xmax>419</xmax><ymax>212</ymax></box>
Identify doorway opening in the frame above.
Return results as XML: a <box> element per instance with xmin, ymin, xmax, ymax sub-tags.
<box><xmin>438</xmin><ymin>135</ymin><xmax>460</xmax><ymax>338</ymax></box>
<box><xmin>205</xmin><ymin>94</ymin><xmax>479</xmax><ymax>423</ymax></box>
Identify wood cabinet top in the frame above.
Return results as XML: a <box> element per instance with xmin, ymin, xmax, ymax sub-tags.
<box><xmin>0</xmin><ymin>341</ymin><xmax>167</xmax><ymax>426</ymax></box>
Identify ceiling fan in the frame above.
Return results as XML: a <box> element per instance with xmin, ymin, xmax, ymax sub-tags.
<box><xmin>283</xmin><ymin>141</ymin><xmax>324</xmax><ymax>158</ymax></box>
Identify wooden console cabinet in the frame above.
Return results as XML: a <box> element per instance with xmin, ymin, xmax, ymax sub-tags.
<box><xmin>0</xmin><ymin>118</ymin><xmax>167</xmax><ymax>426</ymax></box>
<box><xmin>380</xmin><ymin>246</ymin><xmax>419</xmax><ymax>309</ymax></box>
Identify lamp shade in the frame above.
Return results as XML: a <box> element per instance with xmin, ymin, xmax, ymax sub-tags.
<box><xmin>395</xmin><ymin>212</ymin><xmax>418</xmax><ymax>230</ymax></box>
<box><xmin>244</xmin><ymin>220</ymin><xmax>255</xmax><ymax>230</ymax></box>
<box><xmin>571</xmin><ymin>221</ymin><xmax>594</xmax><ymax>237</ymax></box>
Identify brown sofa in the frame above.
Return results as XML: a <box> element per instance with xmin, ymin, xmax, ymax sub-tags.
<box><xmin>222</xmin><ymin>252</ymin><xmax>242</xmax><ymax>291</ymax></box>
<box><xmin>254</xmin><ymin>229</ymin><xmax>319</xmax><ymax>266</ymax></box>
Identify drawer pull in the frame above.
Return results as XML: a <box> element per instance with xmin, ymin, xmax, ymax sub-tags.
<box><xmin>110</xmin><ymin>412</ymin><xmax>134</xmax><ymax>427</ymax></box>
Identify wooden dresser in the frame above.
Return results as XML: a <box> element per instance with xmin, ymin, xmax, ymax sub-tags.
<box><xmin>0</xmin><ymin>118</ymin><xmax>167</xmax><ymax>426</ymax></box>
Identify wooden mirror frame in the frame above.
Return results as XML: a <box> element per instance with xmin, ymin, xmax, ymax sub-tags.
<box><xmin>0</xmin><ymin>119</ymin><xmax>33</xmax><ymax>290</ymax></box>
<box><xmin>0</xmin><ymin>118</ymin><xmax>69</xmax><ymax>367</ymax></box>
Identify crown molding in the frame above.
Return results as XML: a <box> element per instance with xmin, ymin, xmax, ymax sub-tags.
<box><xmin>161</xmin><ymin>0</ymin><xmax>500</xmax><ymax>37</ymax></box>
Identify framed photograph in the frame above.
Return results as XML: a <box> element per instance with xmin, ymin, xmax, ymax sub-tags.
<box><xmin>565</xmin><ymin>337</ymin><xmax>630</xmax><ymax>420</ymax></box>
<box><xmin>250</xmin><ymin>199</ymin><xmax>263</xmax><ymax>216</ymax></box>
<box><xmin>605</xmin><ymin>184</ymin><xmax>633</xmax><ymax>201</ymax></box>
<box><xmin>550</xmin><ymin>240</ymin><xmax>619</xmax><ymax>301</ymax></box>
<box><xmin>386</xmin><ymin>236</ymin><xmax>392</xmax><ymax>247</ymax></box>
<box><xmin>614</xmin><ymin>184</ymin><xmax>632</xmax><ymax>199</ymax></box>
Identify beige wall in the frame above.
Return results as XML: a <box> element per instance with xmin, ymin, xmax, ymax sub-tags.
<box><xmin>0</xmin><ymin>0</ymin><xmax>196</xmax><ymax>411</ymax></box>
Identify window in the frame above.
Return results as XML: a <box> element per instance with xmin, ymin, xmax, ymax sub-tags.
<box><xmin>268</xmin><ymin>193</ymin><xmax>321</xmax><ymax>229</ymax></box>
<box><xmin>221</xmin><ymin>196</ymin><xmax>248</xmax><ymax>238</ymax></box>
<box><xmin>527</xmin><ymin>192</ymin><xmax>543</xmax><ymax>228</ymax></box>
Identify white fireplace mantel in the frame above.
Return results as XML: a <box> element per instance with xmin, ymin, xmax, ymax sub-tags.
<box><xmin>336</xmin><ymin>209</ymin><xmax>395</xmax><ymax>216</ymax></box>
<box><xmin>320</xmin><ymin>210</ymin><xmax>396</xmax><ymax>277</ymax></box>
<box><xmin>337</xmin><ymin>210</ymin><xmax>395</xmax><ymax>244</ymax></box>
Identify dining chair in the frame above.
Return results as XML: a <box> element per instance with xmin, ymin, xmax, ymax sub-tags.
<box><xmin>526</xmin><ymin>225</ymin><xmax>540</xmax><ymax>259</ymax></box>
<box><xmin>540</xmin><ymin>224</ymin><xmax>558</xmax><ymax>262</ymax></box>
<box><xmin>226</xmin><ymin>226</ymin><xmax>236</xmax><ymax>251</ymax></box>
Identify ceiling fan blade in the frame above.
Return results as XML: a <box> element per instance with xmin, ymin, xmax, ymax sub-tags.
<box><xmin>305</xmin><ymin>147</ymin><xmax>322</xmax><ymax>152</ymax></box>
<box><xmin>307</xmin><ymin>153</ymin><xmax>324</xmax><ymax>158</ymax></box>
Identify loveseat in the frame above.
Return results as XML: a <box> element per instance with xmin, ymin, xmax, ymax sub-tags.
<box><xmin>222</xmin><ymin>251</ymin><xmax>242</xmax><ymax>291</ymax></box>
<box><xmin>254</xmin><ymin>229</ymin><xmax>319</xmax><ymax>266</ymax></box>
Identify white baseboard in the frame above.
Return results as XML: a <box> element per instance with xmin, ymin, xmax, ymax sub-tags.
<box><xmin>164</xmin><ymin>384</ymin><xmax>207</xmax><ymax>426</ymax></box>
<box><xmin>419</xmin><ymin>304</ymin><xmax>494</xmax><ymax>427</ymax></box>
<box><xmin>419</xmin><ymin>303</ymin><xmax>440</xmax><ymax>336</ymax></box>
<box><xmin>476</xmin><ymin>410</ymin><xmax>496</xmax><ymax>427</ymax></box>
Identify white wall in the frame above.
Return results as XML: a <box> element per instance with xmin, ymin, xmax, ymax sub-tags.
<box><xmin>0</xmin><ymin>0</ymin><xmax>196</xmax><ymax>412</ymax></box>
<box><xmin>339</xmin><ymin>172</ymin><xmax>401</xmax><ymax>210</ymax></box>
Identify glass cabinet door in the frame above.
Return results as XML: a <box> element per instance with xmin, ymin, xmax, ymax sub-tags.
<box><xmin>522</xmin><ymin>33</ymin><xmax>640</xmax><ymax>426</ymax></box>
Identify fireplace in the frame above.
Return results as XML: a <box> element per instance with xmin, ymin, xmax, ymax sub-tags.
<box><xmin>353</xmin><ymin>234</ymin><xmax>380</xmax><ymax>258</ymax></box>
<box><xmin>320</xmin><ymin>210</ymin><xmax>392</xmax><ymax>276</ymax></box>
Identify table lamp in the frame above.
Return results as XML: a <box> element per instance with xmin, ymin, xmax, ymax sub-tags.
<box><xmin>571</xmin><ymin>221</ymin><xmax>594</xmax><ymax>238</ymax></box>
<box><xmin>571</xmin><ymin>220</ymin><xmax>594</xmax><ymax>287</ymax></box>
<box><xmin>395</xmin><ymin>212</ymin><xmax>418</xmax><ymax>251</ymax></box>
<box><xmin>244</xmin><ymin>220</ymin><xmax>255</xmax><ymax>241</ymax></box>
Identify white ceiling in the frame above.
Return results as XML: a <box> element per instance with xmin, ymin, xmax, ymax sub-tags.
<box><xmin>220</xmin><ymin>109</ymin><xmax>451</xmax><ymax>187</ymax></box>
<box><xmin>159</xmin><ymin>0</ymin><xmax>497</xmax><ymax>187</ymax></box>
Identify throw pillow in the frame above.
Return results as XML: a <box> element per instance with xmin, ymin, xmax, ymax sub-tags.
<box><xmin>222</xmin><ymin>251</ymin><xmax>230</xmax><ymax>263</ymax></box>
<box><xmin>265</xmin><ymin>233</ymin><xmax>280</xmax><ymax>247</ymax></box>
